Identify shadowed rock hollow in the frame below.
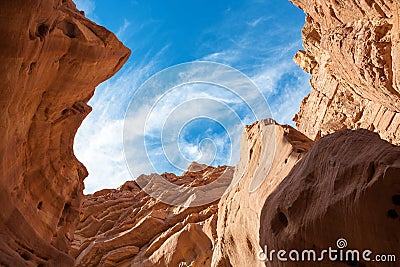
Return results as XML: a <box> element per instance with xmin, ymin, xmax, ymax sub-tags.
<box><xmin>259</xmin><ymin>128</ymin><xmax>400</xmax><ymax>267</ymax></box>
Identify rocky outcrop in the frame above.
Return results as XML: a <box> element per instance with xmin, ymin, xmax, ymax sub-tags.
<box><xmin>73</xmin><ymin>121</ymin><xmax>400</xmax><ymax>267</ymax></box>
<box><xmin>0</xmin><ymin>1</ymin><xmax>129</xmax><ymax>266</ymax></box>
<box><xmin>211</xmin><ymin>121</ymin><xmax>400</xmax><ymax>267</ymax></box>
<box><xmin>292</xmin><ymin>0</ymin><xmax>400</xmax><ymax>145</ymax></box>
<box><xmin>72</xmin><ymin>122</ymin><xmax>316</xmax><ymax>267</ymax></box>
<box><xmin>3</xmin><ymin>0</ymin><xmax>400</xmax><ymax>266</ymax></box>
<box><xmin>72</xmin><ymin>165</ymin><xmax>234</xmax><ymax>267</ymax></box>
<box><xmin>259</xmin><ymin>128</ymin><xmax>400</xmax><ymax>267</ymax></box>
<box><xmin>212</xmin><ymin>121</ymin><xmax>314</xmax><ymax>267</ymax></box>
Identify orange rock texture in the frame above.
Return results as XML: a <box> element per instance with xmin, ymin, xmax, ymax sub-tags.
<box><xmin>292</xmin><ymin>0</ymin><xmax>400</xmax><ymax>145</ymax></box>
<box><xmin>74</xmin><ymin>123</ymin><xmax>400</xmax><ymax>267</ymax></box>
<box><xmin>0</xmin><ymin>1</ymin><xmax>129</xmax><ymax>266</ymax></box>
<box><xmin>259</xmin><ymin>128</ymin><xmax>400</xmax><ymax>267</ymax></box>
<box><xmin>72</xmin><ymin>165</ymin><xmax>234</xmax><ymax>267</ymax></box>
<box><xmin>212</xmin><ymin>122</ymin><xmax>314</xmax><ymax>267</ymax></box>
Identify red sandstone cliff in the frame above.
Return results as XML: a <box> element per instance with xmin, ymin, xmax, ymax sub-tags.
<box><xmin>291</xmin><ymin>0</ymin><xmax>400</xmax><ymax>145</ymax></box>
<box><xmin>0</xmin><ymin>1</ymin><xmax>130</xmax><ymax>266</ymax></box>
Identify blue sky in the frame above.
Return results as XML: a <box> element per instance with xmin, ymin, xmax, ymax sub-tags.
<box><xmin>73</xmin><ymin>0</ymin><xmax>310</xmax><ymax>193</ymax></box>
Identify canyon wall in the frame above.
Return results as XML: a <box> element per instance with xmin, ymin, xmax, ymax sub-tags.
<box><xmin>0</xmin><ymin>1</ymin><xmax>129</xmax><ymax>266</ymax></box>
<box><xmin>259</xmin><ymin>128</ymin><xmax>400</xmax><ymax>267</ymax></box>
<box><xmin>1</xmin><ymin>0</ymin><xmax>400</xmax><ymax>266</ymax></box>
<box><xmin>211</xmin><ymin>122</ymin><xmax>314</xmax><ymax>267</ymax></box>
<box><xmin>292</xmin><ymin>0</ymin><xmax>400</xmax><ymax>145</ymax></box>
<box><xmin>72</xmin><ymin>122</ymin><xmax>316</xmax><ymax>267</ymax></box>
<box><xmin>72</xmin><ymin>164</ymin><xmax>234</xmax><ymax>267</ymax></box>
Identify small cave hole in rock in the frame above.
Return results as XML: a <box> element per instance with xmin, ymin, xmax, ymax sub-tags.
<box><xmin>271</xmin><ymin>211</ymin><xmax>289</xmax><ymax>234</ymax></box>
<box><xmin>29</xmin><ymin>62</ymin><xmax>36</xmax><ymax>74</ymax></box>
<box><xmin>20</xmin><ymin>252</ymin><xmax>31</xmax><ymax>260</ymax></box>
<box><xmin>249</xmin><ymin>148</ymin><xmax>253</xmax><ymax>160</ymax></box>
<box><xmin>37</xmin><ymin>201</ymin><xmax>43</xmax><ymax>210</ymax></box>
<box><xmin>387</xmin><ymin>209</ymin><xmax>398</xmax><ymax>219</ymax></box>
<box><xmin>57</xmin><ymin>202</ymin><xmax>71</xmax><ymax>226</ymax></box>
<box><xmin>37</xmin><ymin>24</ymin><xmax>49</xmax><ymax>38</ymax></box>
<box><xmin>61</xmin><ymin>109</ymin><xmax>69</xmax><ymax>116</ymax></box>
<box><xmin>392</xmin><ymin>194</ymin><xmax>400</xmax><ymax>206</ymax></box>
<box><xmin>246</xmin><ymin>237</ymin><xmax>253</xmax><ymax>252</ymax></box>
<box><xmin>64</xmin><ymin>22</ymin><xmax>76</xmax><ymax>38</ymax></box>
<box><xmin>279</xmin><ymin>212</ymin><xmax>288</xmax><ymax>227</ymax></box>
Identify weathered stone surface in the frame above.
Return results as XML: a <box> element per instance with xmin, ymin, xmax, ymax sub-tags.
<box><xmin>291</xmin><ymin>0</ymin><xmax>400</xmax><ymax>145</ymax></box>
<box><xmin>72</xmin><ymin>165</ymin><xmax>234</xmax><ymax>267</ymax></box>
<box><xmin>212</xmin><ymin>121</ymin><xmax>314</xmax><ymax>267</ymax></box>
<box><xmin>0</xmin><ymin>1</ymin><xmax>130</xmax><ymax>266</ymax></box>
<box><xmin>259</xmin><ymin>129</ymin><xmax>400</xmax><ymax>266</ymax></box>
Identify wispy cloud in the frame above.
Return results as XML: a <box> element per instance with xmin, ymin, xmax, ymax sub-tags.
<box><xmin>74</xmin><ymin>47</ymin><xmax>168</xmax><ymax>193</ymax></box>
<box><xmin>116</xmin><ymin>19</ymin><xmax>131</xmax><ymax>42</ymax></box>
<box><xmin>74</xmin><ymin>2</ymin><xmax>309</xmax><ymax>193</ymax></box>
<box><xmin>74</xmin><ymin>0</ymin><xmax>95</xmax><ymax>16</ymax></box>
<box><xmin>247</xmin><ymin>16</ymin><xmax>268</xmax><ymax>27</ymax></box>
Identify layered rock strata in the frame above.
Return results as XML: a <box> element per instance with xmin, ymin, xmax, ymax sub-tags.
<box><xmin>0</xmin><ymin>1</ymin><xmax>130</xmax><ymax>266</ymax></box>
<box><xmin>72</xmin><ymin>165</ymin><xmax>234</xmax><ymax>267</ymax></box>
<box><xmin>292</xmin><ymin>0</ymin><xmax>400</xmax><ymax>145</ymax></box>
<box><xmin>74</xmin><ymin>123</ymin><xmax>400</xmax><ymax>267</ymax></box>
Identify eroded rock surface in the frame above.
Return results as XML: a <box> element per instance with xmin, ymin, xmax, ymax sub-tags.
<box><xmin>259</xmin><ymin>129</ymin><xmax>400</xmax><ymax>267</ymax></box>
<box><xmin>0</xmin><ymin>1</ymin><xmax>129</xmax><ymax>266</ymax></box>
<box><xmin>292</xmin><ymin>0</ymin><xmax>400</xmax><ymax>145</ymax></box>
<box><xmin>72</xmin><ymin>122</ymin><xmax>316</xmax><ymax>267</ymax></box>
<box><xmin>212</xmin><ymin>121</ymin><xmax>314</xmax><ymax>267</ymax></box>
<box><xmin>72</xmin><ymin>165</ymin><xmax>234</xmax><ymax>267</ymax></box>
<box><xmin>73</xmin><ymin>121</ymin><xmax>400</xmax><ymax>267</ymax></box>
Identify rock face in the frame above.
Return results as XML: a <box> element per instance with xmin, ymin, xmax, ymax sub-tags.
<box><xmin>212</xmin><ymin>122</ymin><xmax>314</xmax><ymax>267</ymax></box>
<box><xmin>292</xmin><ymin>0</ymin><xmax>400</xmax><ymax>145</ymax></box>
<box><xmin>72</xmin><ymin>165</ymin><xmax>234</xmax><ymax>267</ymax></box>
<box><xmin>259</xmin><ymin>129</ymin><xmax>400</xmax><ymax>267</ymax></box>
<box><xmin>0</xmin><ymin>1</ymin><xmax>129</xmax><ymax>266</ymax></box>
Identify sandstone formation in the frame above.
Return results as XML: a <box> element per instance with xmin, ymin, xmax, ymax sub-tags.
<box><xmin>212</xmin><ymin>121</ymin><xmax>314</xmax><ymax>267</ymax></box>
<box><xmin>292</xmin><ymin>0</ymin><xmax>400</xmax><ymax>145</ymax></box>
<box><xmin>75</xmin><ymin>121</ymin><xmax>400</xmax><ymax>267</ymax></box>
<box><xmin>0</xmin><ymin>1</ymin><xmax>130</xmax><ymax>266</ymax></box>
<box><xmin>258</xmin><ymin>128</ymin><xmax>400</xmax><ymax>267</ymax></box>
<box><xmin>72</xmin><ymin>164</ymin><xmax>234</xmax><ymax>267</ymax></box>
<box><xmin>72</xmin><ymin>121</ymin><xmax>318</xmax><ymax>267</ymax></box>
